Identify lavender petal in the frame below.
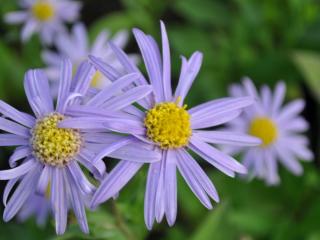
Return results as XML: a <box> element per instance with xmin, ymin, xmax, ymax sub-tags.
<box><xmin>194</xmin><ymin>130</ymin><xmax>261</xmax><ymax>146</ymax></box>
<box><xmin>0</xmin><ymin>159</ymin><xmax>37</xmax><ymax>180</ymax></box>
<box><xmin>164</xmin><ymin>150</ymin><xmax>177</xmax><ymax>226</ymax></box>
<box><xmin>3</xmin><ymin>163</ymin><xmax>41</xmax><ymax>221</ymax></box>
<box><xmin>91</xmin><ymin>161</ymin><xmax>143</xmax><ymax>208</ymax></box>
<box><xmin>174</xmin><ymin>52</ymin><xmax>203</xmax><ymax>104</ymax></box>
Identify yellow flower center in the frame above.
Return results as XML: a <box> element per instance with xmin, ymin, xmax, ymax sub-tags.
<box><xmin>91</xmin><ymin>71</ymin><xmax>103</xmax><ymax>88</ymax></box>
<box><xmin>248</xmin><ymin>117</ymin><xmax>278</xmax><ymax>147</ymax></box>
<box><xmin>31</xmin><ymin>113</ymin><xmax>82</xmax><ymax>167</ymax></box>
<box><xmin>31</xmin><ymin>2</ymin><xmax>55</xmax><ymax>22</ymax></box>
<box><xmin>144</xmin><ymin>101</ymin><xmax>192</xmax><ymax>149</ymax></box>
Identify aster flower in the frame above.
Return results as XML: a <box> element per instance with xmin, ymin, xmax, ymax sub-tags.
<box><xmin>0</xmin><ymin>58</ymin><xmax>156</xmax><ymax>234</ymax></box>
<box><xmin>4</xmin><ymin>0</ymin><xmax>81</xmax><ymax>44</ymax></box>
<box><xmin>42</xmin><ymin>23</ymin><xmax>138</xmax><ymax>89</ymax></box>
<box><xmin>226</xmin><ymin>78</ymin><xmax>313</xmax><ymax>185</ymax></box>
<box><xmin>65</xmin><ymin>21</ymin><xmax>261</xmax><ymax>229</ymax></box>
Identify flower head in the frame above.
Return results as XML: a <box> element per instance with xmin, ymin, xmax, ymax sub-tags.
<box><xmin>42</xmin><ymin>23</ymin><xmax>138</xmax><ymax>89</ymax></box>
<box><xmin>4</xmin><ymin>0</ymin><xmax>81</xmax><ymax>44</ymax></box>
<box><xmin>226</xmin><ymin>78</ymin><xmax>313</xmax><ymax>185</ymax></box>
<box><xmin>0</xmin><ymin>58</ymin><xmax>155</xmax><ymax>234</ymax></box>
<box><xmin>84</xmin><ymin>21</ymin><xmax>261</xmax><ymax>229</ymax></box>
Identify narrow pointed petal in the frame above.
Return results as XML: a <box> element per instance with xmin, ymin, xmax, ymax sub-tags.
<box><xmin>0</xmin><ymin>134</ymin><xmax>29</xmax><ymax>146</ymax></box>
<box><xmin>191</xmin><ymin>110</ymin><xmax>242</xmax><ymax>129</ymax></box>
<box><xmin>160</xmin><ymin>21</ymin><xmax>172</xmax><ymax>101</ymax></box>
<box><xmin>36</xmin><ymin>165</ymin><xmax>50</xmax><ymax>195</ymax></box>
<box><xmin>164</xmin><ymin>150</ymin><xmax>177</xmax><ymax>226</ymax></box>
<box><xmin>178</xmin><ymin>149</ymin><xmax>219</xmax><ymax>202</ymax></box>
<box><xmin>271</xmin><ymin>81</ymin><xmax>286</xmax><ymax>116</ymax></box>
<box><xmin>9</xmin><ymin>146</ymin><xmax>31</xmax><ymax>168</ymax></box>
<box><xmin>92</xmin><ymin>137</ymin><xmax>135</xmax><ymax>164</ymax></box>
<box><xmin>194</xmin><ymin>130</ymin><xmax>261</xmax><ymax>146</ymax></box>
<box><xmin>56</xmin><ymin>58</ymin><xmax>73</xmax><ymax>113</ymax></box>
<box><xmin>102</xmin><ymin>85</ymin><xmax>153</xmax><ymax>111</ymax></box>
<box><xmin>66</xmin><ymin>172</ymin><xmax>89</xmax><ymax>234</ymax></box>
<box><xmin>261</xmin><ymin>85</ymin><xmax>272</xmax><ymax>114</ymax></box>
<box><xmin>4</xmin><ymin>11</ymin><xmax>28</xmax><ymax>23</ymax></box>
<box><xmin>190</xmin><ymin>135</ymin><xmax>247</xmax><ymax>175</ymax></box>
<box><xmin>76</xmin><ymin>154</ymin><xmax>106</xmax><ymax>181</ymax></box>
<box><xmin>109</xmin><ymin>143</ymin><xmax>161</xmax><ymax>163</ymax></box>
<box><xmin>0</xmin><ymin>117</ymin><xmax>30</xmax><ymax>137</ymax></box>
<box><xmin>59</xmin><ymin>117</ymin><xmax>108</xmax><ymax>129</ymax></box>
<box><xmin>144</xmin><ymin>162</ymin><xmax>161</xmax><ymax>230</ymax></box>
<box><xmin>51</xmin><ymin>168</ymin><xmax>68</xmax><ymax>235</ymax></box>
<box><xmin>3</xmin><ymin>164</ymin><xmax>41</xmax><ymax>221</ymax></box>
<box><xmin>281</xmin><ymin>137</ymin><xmax>313</xmax><ymax>161</ymax></box>
<box><xmin>107</xmin><ymin>42</ymin><xmax>153</xmax><ymax>108</ymax></box>
<box><xmin>189</xmin><ymin>97</ymin><xmax>253</xmax><ymax>122</ymax></box>
<box><xmin>0</xmin><ymin>159</ymin><xmax>37</xmax><ymax>180</ymax></box>
<box><xmin>132</xmin><ymin>28</ymin><xmax>164</xmax><ymax>101</ymax></box>
<box><xmin>3</xmin><ymin>178</ymin><xmax>19</xmax><ymax>206</ymax></box>
<box><xmin>103</xmin><ymin>118</ymin><xmax>146</xmax><ymax>135</ymax></box>
<box><xmin>242</xmin><ymin>77</ymin><xmax>259</xmax><ymax>98</ymax></box>
<box><xmin>89</xmin><ymin>55</ymin><xmax>121</xmax><ymax>81</ymax></box>
<box><xmin>155</xmin><ymin>153</ymin><xmax>165</xmax><ymax>223</ymax></box>
<box><xmin>87</xmin><ymin>73</ymin><xmax>140</xmax><ymax>107</ymax></box>
<box><xmin>73</xmin><ymin>23</ymin><xmax>88</xmax><ymax>54</ymax></box>
<box><xmin>176</xmin><ymin>151</ymin><xmax>212</xmax><ymax>209</ymax></box>
<box><xmin>277</xmin><ymin>99</ymin><xmax>305</xmax><ymax>122</ymax></box>
<box><xmin>24</xmin><ymin>70</ymin><xmax>54</xmax><ymax>117</ymax></box>
<box><xmin>91</xmin><ymin>161</ymin><xmax>143</xmax><ymax>208</ymax></box>
<box><xmin>264</xmin><ymin>149</ymin><xmax>280</xmax><ymax>185</ymax></box>
<box><xmin>280</xmin><ymin>117</ymin><xmax>309</xmax><ymax>132</ymax></box>
<box><xmin>275</xmin><ymin>144</ymin><xmax>303</xmax><ymax>176</ymax></box>
<box><xmin>174</xmin><ymin>52</ymin><xmax>203</xmax><ymax>104</ymax></box>
<box><xmin>0</xmin><ymin>100</ymin><xmax>35</xmax><ymax>128</ymax></box>
<box><xmin>70</xmin><ymin>61</ymin><xmax>96</xmax><ymax>105</ymax></box>
<box><xmin>67</xmin><ymin>162</ymin><xmax>95</xmax><ymax>195</ymax></box>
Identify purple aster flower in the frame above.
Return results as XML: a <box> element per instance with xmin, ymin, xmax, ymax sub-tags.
<box><xmin>78</xmin><ymin>21</ymin><xmax>261</xmax><ymax>229</ymax></box>
<box><xmin>0</xmin><ymin>58</ymin><xmax>155</xmax><ymax>234</ymax></box>
<box><xmin>42</xmin><ymin>23</ymin><xmax>139</xmax><ymax>89</ymax></box>
<box><xmin>4</xmin><ymin>0</ymin><xmax>81</xmax><ymax>44</ymax></box>
<box><xmin>226</xmin><ymin>78</ymin><xmax>313</xmax><ymax>185</ymax></box>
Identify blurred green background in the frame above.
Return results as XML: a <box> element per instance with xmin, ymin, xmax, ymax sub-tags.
<box><xmin>1</xmin><ymin>0</ymin><xmax>320</xmax><ymax>239</ymax></box>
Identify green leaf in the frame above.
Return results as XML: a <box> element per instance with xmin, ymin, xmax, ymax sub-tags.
<box><xmin>173</xmin><ymin>0</ymin><xmax>229</xmax><ymax>26</ymax></box>
<box><xmin>189</xmin><ymin>203</ymin><xmax>230</xmax><ymax>240</ymax></box>
<box><xmin>292</xmin><ymin>50</ymin><xmax>320</xmax><ymax>102</ymax></box>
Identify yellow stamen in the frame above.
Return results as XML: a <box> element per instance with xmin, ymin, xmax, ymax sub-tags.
<box><xmin>31</xmin><ymin>113</ymin><xmax>82</xmax><ymax>167</ymax></box>
<box><xmin>248</xmin><ymin>117</ymin><xmax>278</xmax><ymax>147</ymax></box>
<box><xmin>91</xmin><ymin>71</ymin><xmax>103</xmax><ymax>88</ymax></box>
<box><xmin>144</xmin><ymin>101</ymin><xmax>192</xmax><ymax>149</ymax></box>
<box><xmin>45</xmin><ymin>182</ymin><xmax>51</xmax><ymax>198</ymax></box>
<box><xmin>31</xmin><ymin>1</ymin><xmax>55</xmax><ymax>22</ymax></box>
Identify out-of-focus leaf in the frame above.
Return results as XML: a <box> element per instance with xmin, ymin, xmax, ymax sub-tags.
<box><xmin>293</xmin><ymin>50</ymin><xmax>320</xmax><ymax>102</ymax></box>
<box><xmin>173</xmin><ymin>0</ymin><xmax>229</xmax><ymax>27</ymax></box>
<box><xmin>89</xmin><ymin>12</ymin><xmax>136</xmax><ymax>40</ymax></box>
<box><xmin>189</xmin><ymin>203</ymin><xmax>230</xmax><ymax>240</ymax></box>
<box><xmin>0</xmin><ymin>40</ymin><xmax>26</xmax><ymax>100</ymax></box>
<box><xmin>228</xmin><ymin>208</ymin><xmax>274</xmax><ymax>234</ymax></box>
<box><xmin>89</xmin><ymin>10</ymin><xmax>154</xmax><ymax>41</ymax></box>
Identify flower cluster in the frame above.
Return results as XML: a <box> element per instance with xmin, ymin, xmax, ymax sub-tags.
<box><xmin>2</xmin><ymin>2</ymin><xmax>313</xmax><ymax>235</ymax></box>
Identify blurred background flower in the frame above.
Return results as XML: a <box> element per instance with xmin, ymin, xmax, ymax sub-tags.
<box><xmin>4</xmin><ymin>0</ymin><xmax>81</xmax><ymax>44</ymax></box>
<box><xmin>42</xmin><ymin>22</ymin><xmax>138</xmax><ymax>90</ymax></box>
<box><xmin>226</xmin><ymin>78</ymin><xmax>313</xmax><ymax>185</ymax></box>
<box><xmin>0</xmin><ymin>0</ymin><xmax>320</xmax><ymax>239</ymax></box>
